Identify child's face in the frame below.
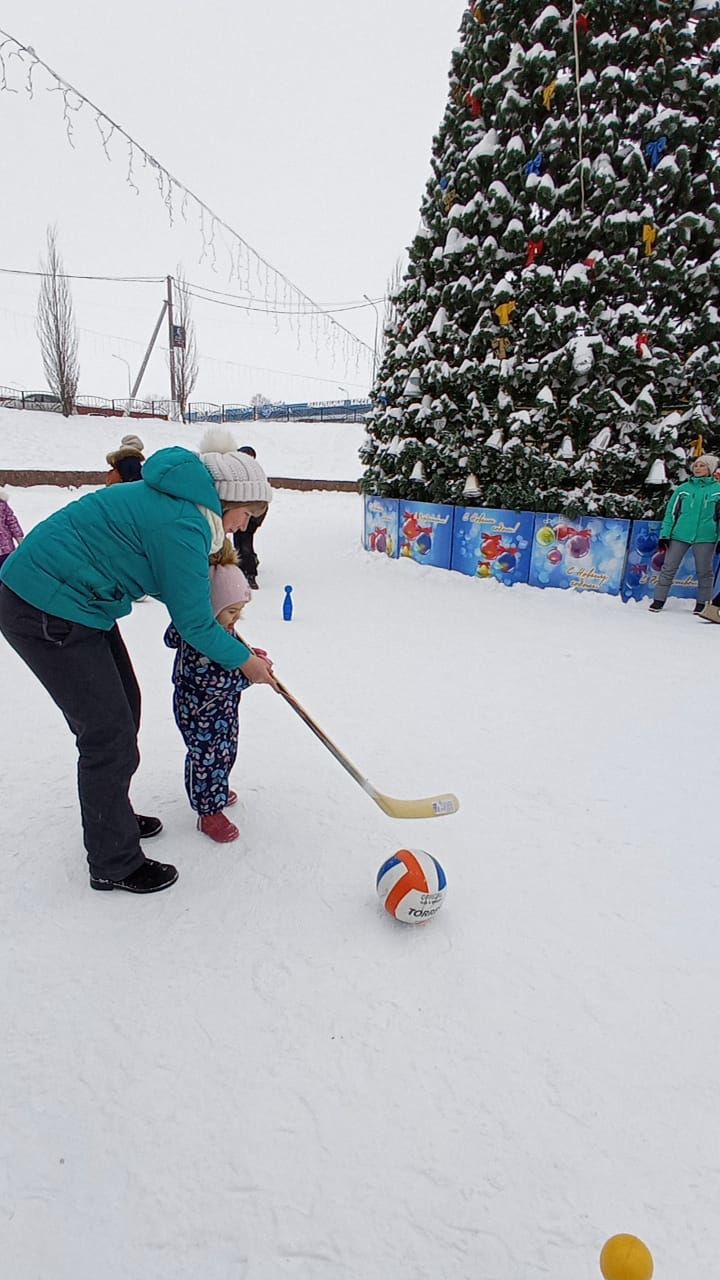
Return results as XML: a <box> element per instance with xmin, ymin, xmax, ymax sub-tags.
<box><xmin>216</xmin><ymin>603</ymin><xmax>246</xmax><ymax>631</ymax></box>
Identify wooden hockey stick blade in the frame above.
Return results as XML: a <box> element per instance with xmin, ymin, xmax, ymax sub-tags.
<box><xmin>364</xmin><ymin>786</ymin><xmax>460</xmax><ymax>820</ymax></box>
<box><xmin>274</xmin><ymin>677</ymin><xmax>460</xmax><ymax>820</ymax></box>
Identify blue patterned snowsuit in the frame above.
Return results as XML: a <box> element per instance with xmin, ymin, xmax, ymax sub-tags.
<box><xmin>164</xmin><ymin>623</ymin><xmax>250</xmax><ymax>815</ymax></box>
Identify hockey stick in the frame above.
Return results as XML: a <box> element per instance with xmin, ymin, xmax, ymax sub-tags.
<box><xmin>240</xmin><ymin>636</ymin><xmax>459</xmax><ymax>818</ymax></box>
<box><xmin>274</xmin><ymin>677</ymin><xmax>459</xmax><ymax>820</ymax></box>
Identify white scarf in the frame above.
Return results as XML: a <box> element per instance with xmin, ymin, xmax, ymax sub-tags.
<box><xmin>197</xmin><ymin>505</ymin><xmax>226</xmax><ymax>554</ymax></box>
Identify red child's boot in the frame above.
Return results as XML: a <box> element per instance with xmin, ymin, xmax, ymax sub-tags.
<box><xmin>227</xmin><ymin>790</ymin><xmax>237</xmax><ymax>807</ymax></box>
<box><xmin>198</xmin><ymin>812</ymin><xmax>239</xmax><ymax>843</ymax></box>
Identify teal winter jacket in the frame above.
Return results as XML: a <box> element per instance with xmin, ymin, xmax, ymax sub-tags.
<box><xmin>0</xmin><ymin>447</ymin><xmax>252</xmax><ymax>669</ymax></box>
<box><xmin>659</xmin><ymin>475</ymin><xmax>720</xmax><ymax>545</ymax></box>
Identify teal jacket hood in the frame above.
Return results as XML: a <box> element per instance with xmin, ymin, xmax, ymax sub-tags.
<box><xmin>143</xmin><ymin>447</ymin><xmax>222</xmax><ymax>514</ymax></box>
<box><xmin>0</xmin><ymin>446</ymin><xmax>250</xmax><ymax>670</ymax></box>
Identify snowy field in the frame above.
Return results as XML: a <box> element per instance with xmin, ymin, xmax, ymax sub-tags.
<box><xmin>0</xmin><ymin>407</ymin><xmax>366</xmax><ymax>479</ymax></box>
<box><xmin>2</xmin><ymin>477</ymin><xmax>719</xmax><ymax>1278</ymax></box>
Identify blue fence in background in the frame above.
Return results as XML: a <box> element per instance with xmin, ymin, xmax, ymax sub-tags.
<box><xmin>0</xmin><ymin>385</ymin><xmax>371</xmax><ymax>424</ymax></box>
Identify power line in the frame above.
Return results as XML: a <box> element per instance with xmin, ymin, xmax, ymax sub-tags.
<box><xmin>185</xmin><ymin>287</ymin><xmax>385</xmax><ymax>318</ymax></box>
<box><xmin>0</xmin><ymin>303</ymin><xmax>370</xmax><ymax>390</ymax></box>
<box><xmin>184</xmin><ymin>277</ymin><xmax>385</xmax><ymax>310</ymax></box>
<box><xmin>0</xmin><ymin>265</ymin><xmax>386</xmax><ymax>314</ymax></box>
<box><xmin>0</xmin><ymin>266</ymin><xmax>163</xmax><ymax>283</ymax></box>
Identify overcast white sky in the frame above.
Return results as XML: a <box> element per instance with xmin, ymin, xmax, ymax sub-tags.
<box><xmin>0</xmin><ymin>1</ymin><xmax>463</xmax><ymax>406</ymax></box>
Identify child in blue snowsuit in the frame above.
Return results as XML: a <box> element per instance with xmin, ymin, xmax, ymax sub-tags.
<box><xmin>164</xmin><ymin>562</ymin><xmax>270</xmax><ymax>844</ymax></box>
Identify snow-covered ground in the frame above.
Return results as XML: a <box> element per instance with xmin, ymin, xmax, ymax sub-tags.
<box><xmin>2</xmin><ymin>462</ymin><xmax>719</xmax><ymax>1277</ymax></box>
<box><xmin>0</xmin><ymin>407</ymin><xmax>365</xmax><ymax>479</ymax></box>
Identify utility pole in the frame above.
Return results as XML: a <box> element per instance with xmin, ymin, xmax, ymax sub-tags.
<box><xmin>166</xmin><ymin>274</ymin><xmax>177</xmax><ymax>406</ymax></box>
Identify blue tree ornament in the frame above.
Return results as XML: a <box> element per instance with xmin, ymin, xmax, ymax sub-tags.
<box><xmin>645</xmin><ymin>136</ymin><xmax>668</xmax><ymax>169</ymax></box>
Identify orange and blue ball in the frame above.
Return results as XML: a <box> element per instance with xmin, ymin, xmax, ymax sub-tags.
<box><xmin>376</xmin><ymin>848</ymin><xmax>447</xmax><ymax>924</ymax></box>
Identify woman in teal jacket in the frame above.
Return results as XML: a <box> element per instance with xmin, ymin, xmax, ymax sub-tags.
<box><xmin>649</xmin><ymin>454</ymin><xmax>720</xmax><ymax>613</ymax></box>
<box><xmin>0</xmin><ymin>432</ymin><xmax>276</xmax><ymax>894</ymax></box>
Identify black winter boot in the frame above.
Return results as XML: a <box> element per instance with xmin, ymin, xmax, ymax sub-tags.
<box><xmin>648</xmin><ymin>599</ymin><xmax>665</xmax><ymax>612</ymax></box>
<box><xmin>694</xmin><ymin>601</ymin><xmax>707</xmax><ymax>615</ymax></box>
<box><xmin>136</xmin><ymin>814</ymin><xmax>163</xmax><ymax>839</ymax></box>
<box><xmin>90</xmin><ymin>858</ymin><xmax>178</xmax><ymax>893</ymax></box>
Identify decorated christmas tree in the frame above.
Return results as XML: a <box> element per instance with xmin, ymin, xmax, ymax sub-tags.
<box><xmin>362</xmin><ymin>0</ymin><xmax>720</xmax><ymax>518</ymax></box>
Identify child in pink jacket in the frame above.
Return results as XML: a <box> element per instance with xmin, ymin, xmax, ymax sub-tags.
<box><xmin>0</xmin><ymin>489</ymin><xmax>23</xmax><ymax>567</ymax></box>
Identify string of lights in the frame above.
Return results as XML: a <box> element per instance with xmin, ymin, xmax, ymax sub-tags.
<box><xmin>0</xmin><ymin>27</ymin><xmax>375</xmax><ymax>372</ymax></box>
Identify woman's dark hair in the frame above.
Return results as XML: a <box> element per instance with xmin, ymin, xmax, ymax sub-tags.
<box><xmin>115</xmin><ymin>456</ymin><xmax>143</xmax><ymax>483</ymax></box>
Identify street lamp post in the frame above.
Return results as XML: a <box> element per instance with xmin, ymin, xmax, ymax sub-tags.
<box><xmin>112</xmin><ymin>354</ymin><xmax>132</xmax><ymax>399</ymax></box>
<box><xmin>363</xmin><ymin>294</ymin><xmax>380</xmax><ymax>386</ymax></box>
<box><xmin>337</xmin><ymin>385</ymin><xmax>350</xmax><ymax>403</ymax></box>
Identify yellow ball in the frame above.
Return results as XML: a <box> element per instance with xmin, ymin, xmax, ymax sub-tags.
<box><xmin>600</xmin><ymin>1234</ymin><xmax>654</xmax><ymax>1280</ymax></box>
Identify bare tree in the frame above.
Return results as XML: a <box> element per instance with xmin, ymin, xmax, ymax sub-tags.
<box><xmin>171</xmin><ymin>267</ymin><xmax>199</xmax><ymax>422</ymax></box>
<box><xmin>36</xmin><ymin>226</ymin><xmax>80</xmax><ymax>416</ymax></box>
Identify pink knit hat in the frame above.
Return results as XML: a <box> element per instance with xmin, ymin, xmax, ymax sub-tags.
<box><xmin>210</xmin><ymin>564</ymin><xmax>252</xmax><ymax>617</ymax></box>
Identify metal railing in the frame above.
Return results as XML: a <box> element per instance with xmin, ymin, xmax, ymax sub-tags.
<box><xmin>0</xmin><ymin>387</ymin><xmax>371</xmax><ymax>424</ymax></box>
<box><xmin>185</xmin><ymin>401</ymin><xmax>371</xmax><ymax>424</ymax></box>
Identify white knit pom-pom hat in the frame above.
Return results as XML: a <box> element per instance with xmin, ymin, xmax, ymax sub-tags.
<box><xmin>199</xmin><ymin>428</ymin><xmax>273</xmax><ymax>505</ymax></box>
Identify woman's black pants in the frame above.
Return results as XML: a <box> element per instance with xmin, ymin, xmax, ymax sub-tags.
<box><xmin>0</xmin><ymin>584</ymin><xmax>146</xmax><ymax>880</ymax></box>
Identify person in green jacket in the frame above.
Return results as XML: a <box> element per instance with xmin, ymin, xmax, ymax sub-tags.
<box><xmin>0</xmin><ymin>430</ymin><xmax>277</xmax><ymax>895</ymax></box>
<box><xmin>649</xmin><ymin>454</ymin><xmax>720</xmax><ymax>613</ymax></box>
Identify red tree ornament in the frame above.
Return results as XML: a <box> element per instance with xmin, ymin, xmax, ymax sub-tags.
<box><xmin>466</xmin><ymin>92</ymin><xmax>483</xmax><ymax>118</ymax></box>
<box><xmin>636</xmin><ymin>332</ymin><xmax>650</xmax><ymax>356</ymax></box>
<box><xmin>576</xmin><ymin>12</ymin><xmax>590</xmax><ymax>33</ymax></box>
<box><xmin>526</xmin><ymin>238</ymin><xmax>545</xmax><ymax>266</ymax></box>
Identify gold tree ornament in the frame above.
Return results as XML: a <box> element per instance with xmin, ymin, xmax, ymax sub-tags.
<box><xmin>542</xmin><ymin>79</ymin><xmax>558</xmax><ymax>110</ymax></box>
<box><xmin>692</xmin><ymin>435</ymin><xmax>704</xmax><ymax>458</ymax></box>
<box><xmin>495</xmin><ymin>300</ymin><xmax>517</xmax><ymax>326</ymax></box>
<box><xmin>493</xmin><ymin>336</ymin><xmax>511</xmax><ymax>358</ymax></box>
<box><xmin>472</xmin><ymin>2</ymin><xmax>486</xmax><ymax>21</ymax></box>
<box><xmin>442</xmin><ymin>188</ymin><xmax>459</xmax><ymax>212</ymax></box>
<box><xmin>642</xmin><ymin>223</ymin><xmax>658</xmax><ymax>256</ymax></box>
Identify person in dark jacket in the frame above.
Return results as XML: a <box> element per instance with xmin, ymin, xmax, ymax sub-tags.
<box><xmin>0</xmin><ymin>429</ymin><xmax>277</xmax><ymax>895</ymax></box>
<box><xmin>232</xmin><ymin>446</ymin><xmax>267</xmax><ymax>588</ymax></box>
<box><xmin>105</xmin><ymin>434</ymin><xmax>145</xmax><ymax>485</ymax></box>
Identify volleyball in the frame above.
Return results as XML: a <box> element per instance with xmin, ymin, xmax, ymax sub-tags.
<box><xmin>376</xmin><ymin>848</ymin><xmax>447</xmax><ymax>924</ymax></box>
